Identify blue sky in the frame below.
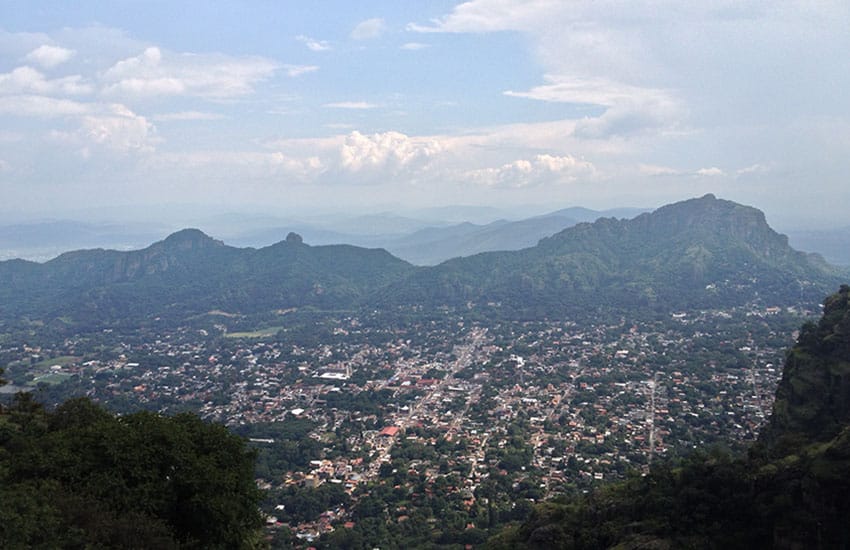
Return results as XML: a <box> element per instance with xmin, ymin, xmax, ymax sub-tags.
<box><xmin>1</xmin><ymin>1</ymin><xmax>849</xmax><ymax>227</ymax></box>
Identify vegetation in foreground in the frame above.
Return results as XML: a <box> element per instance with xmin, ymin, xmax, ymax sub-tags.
<box><xmin>0</xmin><ymin>390</ymin><xmax>264</xmax><ymax>549</ymax></box>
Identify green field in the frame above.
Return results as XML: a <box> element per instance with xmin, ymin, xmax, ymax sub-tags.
<box><xmin>224</xmin><ymin>326</ymin><xmax>284</xmax><ymax>339</ymax></box>
<box><xmin>31</xmin><ymin>372</ymin><xmax>74</xmax><ymax>385</ymax></box>
<box><xmin>32</xmin><ymin>356</ymin><xmax>80</xmax><ymax>369</ymax></box>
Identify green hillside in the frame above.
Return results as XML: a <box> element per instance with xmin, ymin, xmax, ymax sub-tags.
<box><xmin>381</xmin><ymin>195</ymin><xmax>842</xmax><ymax>316</ymax></box>
<box><xmin>0</xmin><ymin>229</ymin><xmax>413</xmax><ymax>327</ymax></box>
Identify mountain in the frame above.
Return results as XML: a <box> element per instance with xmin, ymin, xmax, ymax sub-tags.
<box><xmin>380</xmin><ymin>194</ymin><xmax>842</xmax><ymax>316</ymax></box>
<box><xmin>384</xmin><ymin>206</ymin><xmax>651</xmax><ymax>265</ymax></box>
<box><xmin>226</xmin><ymin>206</ymin><xmax>650</xmax><ymax>266</ymax></box>
<box><xmin>534</xmin><ymin>205</ymin><xmax>648</xmax><ymax>223</ymax></box>
<box><xmin>0</xmin><ymin>195</ymin><xmax>843</xmax><ymax>327</ymax></box>
<box><xmin>487</xmin><ymin>286</ymin><xmax>850</xmax><ymax>549</ymax></box>
<box><xmin>0</xmin><ymin>229</ymin><xmax>413</xmax><ymax>326</ymax></box>
<box><xmin>381</xmin><ymin>214</ymin><xmax>577</xmax><ymax>266</ymax></box>
<box><xmin>786</xmin><ymin>226</ymin><xmax>850</xmax><ymax>266</ymax></box>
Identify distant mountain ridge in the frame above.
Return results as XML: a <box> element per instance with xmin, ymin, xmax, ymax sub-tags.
<box><xmin>378</xmin><ymin>194</ymin><xmax>842</xmax><ymax>315</ymax></box>
<box><xmin>0</xmin><ymin>229</ymin><xmax>413</xmax><ymax>326</ymax></box>
<box><xmin>0</xmin><ymin>195</ymin><xmax>844</xmax><ymax>326</ymax></box>
<box><xmin>226</xmin><ymin>205</ymin><xmax>650</xmax><ymax>265</ymax></box>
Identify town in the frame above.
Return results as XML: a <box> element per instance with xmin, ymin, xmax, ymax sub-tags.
<box><xmin>0</xmin><ymin>302</ymin><xmax>808</xmax><ymax>546</ymax></box>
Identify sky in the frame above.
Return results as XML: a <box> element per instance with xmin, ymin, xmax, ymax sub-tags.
<box><xmin>1</xmin><ymin>0</ymin><xmax>849</xmax><ymax>228</ymax></box>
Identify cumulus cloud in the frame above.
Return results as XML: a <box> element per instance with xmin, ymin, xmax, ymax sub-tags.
<box><xmin>48</xmin><ymin>103</ymin><xmax>157</xmax><ymax>154</ymax></box>
<box><xmin>339</xmin><ymin>131</ymin><xmax>445</xmax><ymax>173</ymax></box>
<box><xmin>401</xmin><ymin>42</ymin><xmax>430</xmax><ymax>50</ymax></box>
<box><xmin>0</xmin><ymin>66</ymin><xmax>93</xmax><ymax>96</ymax></box>
<box><xmin>296</xmin><ymin>35</ymin><xmax>331</xmax><ymax>52</ymax></box>
<box><xmin>101</xmin><ymin>46</ymin><xmax>278</xmax><ymax>99</ymax></box>
<box><xmin>695</xmin><ymin>167</ymin><xmax>724</xmax><ymax>177</ymax></box>
<box><xmin>466</xmin><ymin>154</ymin><xmax>595</xmax><ymax>187</ymax></box>
<box><xmin>24</xmin><ymin>44</ymin><xmax>76</xmax><ymax>68</ymax></box>
<box><xmin>351</xmin><ymin>18</ymin><xmax>386</xmax><ymax>40</ymax></box>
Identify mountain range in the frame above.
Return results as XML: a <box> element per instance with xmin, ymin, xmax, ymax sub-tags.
<box><xmin>0</xmin><ymin>195</ymin><xmax>844</xmax><ymax>327</ymax></box>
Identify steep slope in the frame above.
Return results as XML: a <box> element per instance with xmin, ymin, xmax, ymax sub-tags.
<box><xmin>382</xmin><ymin>195</ymin><xmax>841</xmax><ymax>315</ymax></box>
<box><xmin>488</xmin><ymin>286</ymin><xmax>850</xmax><ymax>549</ymax></box>
<box><xmin>755</xmin><ymin>284</ymin><xmax>850</xmax><ymax>456</ymax></box>
<box><xmin>384</xmin><ymin>214</ymin><xmax>579</xmax><ymax>265</ymax></box>
<box><xmin>0</xmin><ymin>230</ymin><xmax>413</xmax><ymax>326</ymax></box>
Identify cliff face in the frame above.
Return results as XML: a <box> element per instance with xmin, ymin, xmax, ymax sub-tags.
<box><xmin>757</xmin><ymin>284</ymin><xmax>850</xmax><ymax>457</ymax></box>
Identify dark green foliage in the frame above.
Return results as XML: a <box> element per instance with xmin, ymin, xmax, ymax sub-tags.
<box><xmin>0</xmin><ymin>396</ymin><xmax>263</xmax><ymax>549</ymax></box>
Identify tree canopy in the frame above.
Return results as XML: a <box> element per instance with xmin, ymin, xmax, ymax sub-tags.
<box><xmin>0</xmin><ymin>394</ymin><xmax>264</xmax><ymax>549</ymax></box>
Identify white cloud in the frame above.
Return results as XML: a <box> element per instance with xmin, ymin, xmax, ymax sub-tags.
<box><xmin>0</xmin><ymin>66</ymin><xmax>93</xmax><ymax>96</ymax></box>
<box><xmin>505</xmin><ymin>75</ymin><xmax>670</xmax><ymax>108</ymax></box>
<box><xmin>296</xmin><ymin>35</ymin><xmax>331</xmax><ymax>52</ymax></box>
<box><xmin>401</xmin><ymin>42</ymin><xmax>430</xmax><ymax>50</ymax></box>
<box><xmin>0</xmin><ymin>159</ymin><xmax>10</xmax><ymax>172</ymax></box>
<box><xmin>351</xmin><ymin>18</ymin><xmax>386</xmax><ymax>40</ymax></box>
<box><xmin>408</xmin><ymin>0</ymin><xmax>558</xmax><ymax>33</ymax></box>
<box><xmin>152</xmin><ymin>111</ymin><xmax>225</xmax><ymax>122</ymax></box>
<box><xmin>736</xmin><ymin>163</ymin><xmax>770</xmax><ymax>176</ymax></box>
<box><xmin>638</xmin><ymin>164</ymin><xmax>727</xmax><ymax>178</ymax></box>
<box><xmin>24</xmin><ymin>44</ymin><xmax>76</xmax><ymax>68</ymax></box>
<box><xmin>505</xmin><ymin>75</ymin><xmax>683</xmax><ymax>139</ymax></box>
<box><xmin>324</xmin><ymin>101</ymin><xmax>379</xmax><ymax>110</ymax></box>
<box><xmin>465</xmin><ymin>153</ymin><xmax>595</xmax><ymax>187</ymax></box>
<box><xmin>47</xmin><ymin>103</ymin><xmax>157</xmax><ymax>154</ymax></box>
<box><xmin>0</xmin><ymin>94</ymin><xmax>91</xmax><ymax>117</ymax></box>
<box><xmin>638</xmin><ymin>163</ymin><xmax>681</xmax><ymax>177</ymax></box>
<box><xmin>282</xmin><ymin>64</ymin><xmax>318</xmax><ymax>77</ymax></box>
<box><xmin>339</xmin><ymin>131</ymin><xmax>445</xmax><ymax>173</ymax></box>
<box><xmin>101</xmin><ymin>46</ymin><xmax>278</xmax><ymax>99</ymax></box>
<box><xmin>695</xmin><ymin>167</ymin><xmax>724</xmax><ymax>177</ymax></box>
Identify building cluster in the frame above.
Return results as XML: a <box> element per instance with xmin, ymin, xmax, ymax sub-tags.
<box><xmin>0</xmin><ymin>304</ymin><xmax>803</xmax><ymax>538</ymax></box>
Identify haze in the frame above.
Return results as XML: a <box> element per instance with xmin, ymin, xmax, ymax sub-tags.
<box><xmin>1</xmin><ymin>1</ymin><xmax>849</xmax><ymax>230</ymax></box>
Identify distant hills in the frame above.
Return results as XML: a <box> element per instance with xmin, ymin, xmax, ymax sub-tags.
<box><xmin>0</xmin><ymin>206</ymin><xmax>647</xmax><ymax>266</ymax></box>
<box><xmin>0</xmin><ymin>228</ymin><xmax>412</xmax><ymax>327</ymax></box>
<box><xmin>0</xmin><ymin>195</ymin><xmax>844</xmax><ymax>327</ymax></box>
<box><xmin>380</xmin><ymin>194</ymin><xmax>843</xmax><ymax>315</ymax></box>
<box><xmin>225</xmin><ymin>206</ymin><xmax>648</xmax><ymax>265</ymax></box>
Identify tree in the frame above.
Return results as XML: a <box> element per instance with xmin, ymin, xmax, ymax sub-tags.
<box><xmin>0</xmin><ymin>397</ymin><xmax>264</xmax><ymax>549</ymax></box>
